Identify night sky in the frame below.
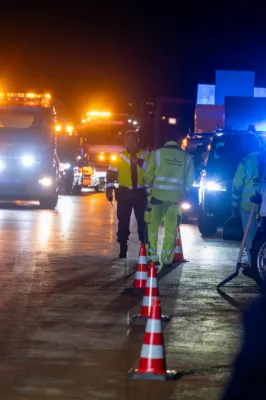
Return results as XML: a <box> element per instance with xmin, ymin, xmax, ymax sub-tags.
<box><xmin>0</xmin><ymin>6</ymin><xmax>265</xmax><ymax>116</ymax></box>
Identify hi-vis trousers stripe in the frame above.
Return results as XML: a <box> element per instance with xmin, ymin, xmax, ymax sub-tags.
<box><xmin>140</xmin><ymin>344</ymin><xmax>164</xmax><ymax>359</ymax></box>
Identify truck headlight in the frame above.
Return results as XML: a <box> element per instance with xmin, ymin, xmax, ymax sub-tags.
<box><xmin>39</xmin><ymin>177</ymin><xmax>52</xmax><ymax>186</ymax></box>
<box><xmin>0</xmin><ymin>160</ymin><xmax>5</xmax><ymax>171</ymax></box>
<box><xmin>62</xmin><ymin>163</ymin><xmax>71</xmax><ymax>169</ymax></box>
<box><xmin>181</xmin><ymin>202</ymin><xmax>191</xmax><ymax>210</ymax></box>
<box><xmin>21</xmin><ymin>155</ymin><xmax>35</xmax><ymax>166</ymax></box>
<box><xmin>206</xmin><ymin>181</ymin><xmax>226</xmax><ymax>191</ymax></box>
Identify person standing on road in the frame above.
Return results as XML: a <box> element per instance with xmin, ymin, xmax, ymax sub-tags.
<box><xmin>142</xmin><ymin>131</ymin><xmax>194</xmax><ymax>267</ymax></box>
<box><xmin>232</xmin><ymin>134</ymin><xmax>266</xmax><ymax>276</ymax></box>
<box><xmin>106</xmin><ymin>130</ymin><xmax>150</xmax><ymax>258</ymax></box>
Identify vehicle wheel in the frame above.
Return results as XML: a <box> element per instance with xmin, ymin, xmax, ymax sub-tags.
<box><xmin>181</xmin><ymin>214</ymin><xmax>189</xmax><ymax>224</ymax></box>
<box><xmin>39</xmin><ymin>195</ymin><xmax>58</xmax><ymax>210</ymax></box>
<box><xmin>251</xmin><ymin>234</ymin><xmax>266</xmax><ymax>285</ymax></box>
<box><xmin>72</xmin><ymin>185</ymin><xmax>82</xmax><ymax>195</ymax></box>
<box><xmin>198</xmin><ymin>212</ymin><xmax>217</xmax><ymax>236</ymax></box>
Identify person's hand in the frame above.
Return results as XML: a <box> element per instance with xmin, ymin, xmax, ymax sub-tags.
<box><xmin>106</xmin><ymin>188</ymin><xmax>113</xmax><ymax>202</ymax></box>
<box><xmin>130</xmin><ymin>155</ymin><xmax>138</xmax><ymax>164</ymax></box>
<box><xmin>250</xmin><ymin>192</ymin><xmax>262</xmax><ymax>205</ymax></box>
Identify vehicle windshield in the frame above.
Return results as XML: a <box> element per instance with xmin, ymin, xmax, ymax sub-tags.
<box><xmin>79</xmin><ymin>125</ymin><xmax>125</xmax><ymax>145</ymax></box>
<box><xmin>208</xmin><ymin>136</ymin><xmax>244</xmax><ymax>162</ymax></box>
<box><xmin>0</xmin><ymin>107</ymin><xmax>53</xmax><ymax>130</ymax></box>
<box><xmin>57</xmin><ymin>136</ymin><xmax>80</xmax><ymax>162</ymax></box>
<box><xmin>186</xmin><ymin>143</ymin><xmax>209</xmax><ymax>176</ymax></box>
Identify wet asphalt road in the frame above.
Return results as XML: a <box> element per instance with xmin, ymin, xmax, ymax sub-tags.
<box><xmin>0</xmin><ymin>193</ymin><xmax>259</xmax><ymax>399</ymax></box>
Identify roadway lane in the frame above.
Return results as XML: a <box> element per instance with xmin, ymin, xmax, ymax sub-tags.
<box><xmin>0</xmin><ymin>193</ymin><xmax>259</xmax><ymax>399</ymax></box>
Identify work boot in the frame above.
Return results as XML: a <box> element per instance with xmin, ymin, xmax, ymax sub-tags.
<box><xmin>119</xmin><ymin>243</ymin><xmax>128</xmax><ymax>258</ymax></box>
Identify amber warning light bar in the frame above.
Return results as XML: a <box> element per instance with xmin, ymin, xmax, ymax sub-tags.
<box><xmin>0</xmin><ymin>92</ymin><xmax>51</xmax><ymax>106</ymax></box>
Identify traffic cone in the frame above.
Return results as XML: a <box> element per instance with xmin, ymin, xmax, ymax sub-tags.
<box><xmin>132</xmin><ymin>262</ymin><xmax>169</xmax><ymax>322</ymax></box>
<box><xmin>130</xmin><ymin>243</ymin><xmax>148</xmax><ymax>291</ymax></box>
<box><xmin>129</xmin><ymin>298</ymin><xmax>177</xmax><ymax>380</ymax></box>
<box><xmin>173</xmin><ymin>225</ymin><xmax>186</xmax><ymax>263</ymax></box>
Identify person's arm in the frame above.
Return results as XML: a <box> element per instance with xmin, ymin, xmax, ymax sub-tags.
<box><xmin>144</xmin><ymin>150</ymin><xmax>156</xmax><ymax>186</ymax></box>
<box><xmin>232</xmin><ymin>161</ymin><xmax>246</xmax><ymax>215</ymax></box>
<box><xmin>106</xmin><ymin>158</ymin><xmax>119</xmax><ymax>202</ymax></box>
<box><xmin>185</xmin><ymin>155</ymin><xmax>195</xmax><ymax>192</ymax></box>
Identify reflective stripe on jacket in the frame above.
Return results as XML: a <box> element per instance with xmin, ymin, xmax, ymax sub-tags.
<box><xmin>232</xmin><ymin>151</ymin><xmax>266</xmax><ymax>212</ymax></box>
<box><xmin>144</xmin><ymin>141</ymin><xmax>194</xmax><ymax>202</ymax></box>
<box><xmin>106</xmin><ymin>149</ymin><xmax>150</xmax><ymax>189</ymax></box>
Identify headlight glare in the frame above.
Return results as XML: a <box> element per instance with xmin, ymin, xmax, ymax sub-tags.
<box><xmin>206</xmin><ymin>180</ymin><xmax>226</xmax><ymax>191</ymax></box>
<box><xmin>39</xmin><ymin>177</ymin><xmax>52</xmax><ymax>186</ymax></box>
<box><xmin>63</xmin><ymin>163</ymin><xmax>71</xmax><ymax>169</ymax></box>
<box><xmin>21</xmin><ymin>155</ymin><xmax>35</xmax><ymax>166</ymax></box>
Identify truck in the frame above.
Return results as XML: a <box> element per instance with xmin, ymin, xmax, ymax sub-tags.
<box><xmin>0</xmin><ymin>92</ymin><xmax>59</xmax><ymax>209</ymax></box>
<box><xmin>194</xmin><ymin>104</ymin><xmax>224</xmax><ymax>134</ymax></box>
<box><xmin>77</xmin><ymin>111</ymin><xmax>137</xmax><ymax>182</ymax></box>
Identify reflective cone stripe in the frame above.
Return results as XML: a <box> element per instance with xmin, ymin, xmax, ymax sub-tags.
<box><xmin>138</xmin><ymin>256</ymin><xmax>147</xmax><ymax>264</ymax></box>
<box><xmin>136</xmin><ymin>298</ymin><xmax>167</xmax><ymax>374</ymax></box>
<box><xmin>138</xmin><ymin>263</ymin><xmax>159</xmax><ymax>317</ymax></box>
<box><xmin>173</xmin><ymin>226</ymin><xmax>184</xmax><ymax>262</ymax></box>
<box><xmin>133</xmin><ymin>243</ymin><xmax>148</xmax><ymax>289</ymax></box>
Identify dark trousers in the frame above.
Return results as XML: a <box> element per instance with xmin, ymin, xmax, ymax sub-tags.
<box><xmin>116</xmin><ymin>187</ymin><xmax>147</xmax><ymax>244</ymax></box>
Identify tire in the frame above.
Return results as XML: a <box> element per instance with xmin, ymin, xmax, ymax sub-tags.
<box><xmin>64</xmin><ymin>183</ymin><xmax>73</xmax><ymax>195</ymax></box>
<box><xmin>39</xmin><ymin>194</ymin><xmax>58</xmax><ymax>210</ymax></box>
<box><xmin>198</xmin><ymin>212</ymin><xmax>217</xmax><ymax>236</ymax></box>
<box><xmin>251</xmin><ymin>234</ymin><xmax>266</xmax><ymax>285</ymax></box>
<box><xmin>181</xmin><ymin>214</ymin><xmax>189</xmax><ymax>224</ymax></box>
<box><xmin>72</xmin><ymin>185</ymin><xmax>82</xmax><ymax>195</ymax></box>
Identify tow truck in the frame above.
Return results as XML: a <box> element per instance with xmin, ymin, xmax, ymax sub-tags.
<box><xmin>0</xmin><ymin>92</ymin><xmax>59</xmax><ymax>209</ymax></box>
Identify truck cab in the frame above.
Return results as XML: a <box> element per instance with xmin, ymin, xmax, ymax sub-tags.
<box><xmin>0</xmin><ymin>92</ymin><xmax>59</xmax><ymax>209</ymax></box>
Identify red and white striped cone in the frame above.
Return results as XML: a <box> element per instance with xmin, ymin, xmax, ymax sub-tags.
<box><xmin>132</xmin><ymin>263</ymin><xmax>170</xmax><ymax>322</ymax></box>
<box><xmin>128</xmin><ymin>243</ymin><xmax>148</xmax><ymax>292</ymax></box>
<box><xmin>173</xmin><ymin>225</ymin><xmax>186</xmax><ymax>263</ymax></box>
<box><xmin>129</xmin><ymin>298</ymin><xmax>177</xmax><ymax>380</ymax></box>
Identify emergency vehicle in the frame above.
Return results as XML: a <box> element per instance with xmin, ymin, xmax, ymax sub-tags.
<box><xmin>198</xmin><ymin>130</ymin><xmax>266</xmax><ymax>236</ymax></box>
<box><xmin>0</xmin><ymin>92</ymin><xmax>59</xmax><ymax>208</ymax></box>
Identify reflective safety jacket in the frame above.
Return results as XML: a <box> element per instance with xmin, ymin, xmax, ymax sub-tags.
<box><xmin>232</xmin><ymin>151</ymin><xmax>266</xmax><ymax>212</ymax></box>
<box><xmin>144</xmin><ymin>141</ymin><xmax>194</xmax><ymax>202</ymax></box>
<box><xmin>106</xmin><ymin>149</ymin><xmax>150</xmax><ymax>189</ymax></box>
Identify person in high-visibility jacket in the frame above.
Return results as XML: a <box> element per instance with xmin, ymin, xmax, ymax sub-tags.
<box><xmin>142</xmin><ymin>131</ymin><xmax>194</xmax><ymax>266</ymax></box>
<box><xmin>232</xmin><ymin>134</ymin><xmax>266</xmax><ymax>271</ymax></box>
<box><xmin>106</xmin><ymin>131</ymin><xmax>150</xmax><ymax>258</ymax></box>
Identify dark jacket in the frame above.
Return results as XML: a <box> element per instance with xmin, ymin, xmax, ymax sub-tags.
<box><xmin>221</xmin><ymin>294</ymin><xmax>266</xmax><ymax>399</ymax></box>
